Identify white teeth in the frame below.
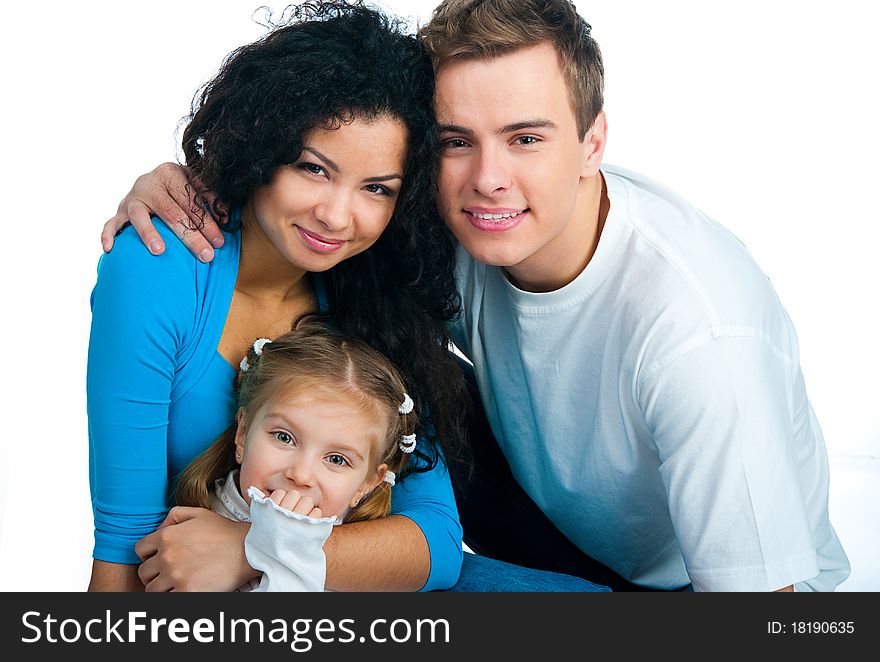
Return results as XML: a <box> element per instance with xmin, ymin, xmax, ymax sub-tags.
<box><xmin>471</xmin><ymin>211</ymin><xmax>523</xmax><ymax>220</ymax></box>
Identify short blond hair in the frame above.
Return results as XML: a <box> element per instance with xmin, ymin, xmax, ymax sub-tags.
<box><xmin>419</xmin><ymin>0</ymin><xmax>604</xmax><ymax>139</ymax></box>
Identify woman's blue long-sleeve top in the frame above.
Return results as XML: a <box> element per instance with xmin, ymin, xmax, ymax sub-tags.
<box><xmin>87</xmin><ymin>220</ymin><xmax>463</xmax><ymax>590</ymax></box>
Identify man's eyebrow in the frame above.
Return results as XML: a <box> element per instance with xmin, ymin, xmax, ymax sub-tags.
<box><xmin>437</xmin><ymin>123</ymin><xmax>474</xmax><ymax>136</ymax></box>
<box><xmin>437</xmin><ymin>120</ymin><xmax>558</xmax><ymax>135</ymax></box>
<box><xmin>499</xmin><ymin>119</ymin><xmax>558</xmax><ymax>133</ymax></box>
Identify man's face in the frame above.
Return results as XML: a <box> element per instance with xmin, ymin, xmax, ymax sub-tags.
<box><xmin>434</xmin><ymin>43</ymin><xmax>604</xmax><ymax>289</ymax></box>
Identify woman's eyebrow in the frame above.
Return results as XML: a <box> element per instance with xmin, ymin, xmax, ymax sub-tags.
<box><xmin>302</xmin><ymin>146</ymin><xmax>401</xmax><ymax>182</ymax></box>
<box><xmin>364</xmin><ymin>174</ymin><xmax>402</xmax><ymax>183</ymax></box>
<box><xmin>302</xmin><ymin>147</ymin><xmax>339</xmax><ymax>171</ymax></box>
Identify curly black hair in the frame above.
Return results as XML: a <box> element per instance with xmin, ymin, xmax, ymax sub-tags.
<box><xmin>181</xmin><ymin>1</ymin><xmax>469</xmax><ymax>475</ymax></box>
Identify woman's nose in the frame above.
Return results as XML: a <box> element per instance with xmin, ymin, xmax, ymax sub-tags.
<box><xmin>315</xmin><ymin>189</ymin><xmax>354</xmax><ymax>233</ymax></box>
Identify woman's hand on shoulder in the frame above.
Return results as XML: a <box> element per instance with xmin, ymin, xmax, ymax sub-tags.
<box><xmin>101</xmin><ymin>162</ymin><xmax>227</xmax><ymax>263</ymax></box>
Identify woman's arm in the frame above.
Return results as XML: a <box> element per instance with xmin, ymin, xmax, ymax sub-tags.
<box><xmin>134</xmin><ymin>451</ymin><xmax>462</xmax><ymax>592</ymax></box>
<box><xmin>135</xmin><ymin>509</ymin><xmax>431</xmax><ymax>591</ymax></box>
<box><xmin>87</xmin><ymin>222</ymin><xmax>195</xmax><ymax>588</ymax></box>
<box><xmin>88</xmin><ymin>560</ymin><xmax>144</xmax><ymax>592</ymax></box>
<box><xmin>324</xmin><ymin>516</ymin><xmax>430</xmax><ymax>591</ymax></box>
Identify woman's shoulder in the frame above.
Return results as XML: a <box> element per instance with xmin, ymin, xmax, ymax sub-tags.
<box><xmin>98</xmin><ymin>218</ymin><xmax>241</xmax><ymax>287</ymax></box>
<box><xmin>100</xmin><ymin>219</ymin><xmax>200</xmax><ymax>276</ymax></box>
<box><xmin>92</xmin><ymin>219</ymin><xmax>216</xmax><ymax>320</ymax></box>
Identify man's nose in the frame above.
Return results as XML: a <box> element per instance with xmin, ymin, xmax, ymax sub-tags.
<box><xmin>472</xmin><ymin>145</ymin><xmax>512</xmax><ymax>197</ymax></box>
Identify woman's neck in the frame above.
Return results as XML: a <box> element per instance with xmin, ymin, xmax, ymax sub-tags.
<box><xmin>237</xmin><ymin>203</ymin><xmax>311</xmax><ymax>303</ymax></box>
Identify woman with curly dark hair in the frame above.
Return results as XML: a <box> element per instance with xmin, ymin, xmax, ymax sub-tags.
<box><xmin>88</xmin><ymin>1</ymin><xmax>468</xmax><ymax>592</ymax></box>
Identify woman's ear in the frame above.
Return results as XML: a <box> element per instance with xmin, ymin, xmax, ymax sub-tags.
<box><xmin>234</xmin><ymin>409</ymin><xmax>247</xmax><ymax>465</ymax></box>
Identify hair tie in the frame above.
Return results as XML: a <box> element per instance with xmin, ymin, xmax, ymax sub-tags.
<box><xmin>400</xmin><ymin>433</ymin><xmax>417</xmax><ymax>454</ymax></box>
<box><xmin>240</xmin><ymin>338</ymin><xmax>272</xmax><ymax>373</ymax></box>
<box><xmin>399</xmin><ymin>393</ymin><xmax>414</xmax><ymax>415</ymax></box>
<box><xmin>253</xmin><ymin>338</ymin><xmax>272</xmax><ymax>355</ymax></box>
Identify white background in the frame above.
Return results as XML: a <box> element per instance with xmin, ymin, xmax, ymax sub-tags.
<box><xmin>1</xmin><ymin>1</ymin><xmax>877</xmax><ymax>591</ymax></box>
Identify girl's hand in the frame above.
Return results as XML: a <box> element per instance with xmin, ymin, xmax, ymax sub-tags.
<box><xmin>268</xmin><ymin>488</ymin><xmax>324</xmax><ymax>519</ymax></box>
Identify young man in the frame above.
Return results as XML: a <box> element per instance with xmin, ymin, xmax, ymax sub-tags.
<box><xmin>102</xmin><ymin>0</ymin><xmax>848</xmax><ymax>591</ymax></box>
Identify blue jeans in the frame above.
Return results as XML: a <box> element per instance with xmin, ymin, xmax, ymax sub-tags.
<box><xmin>448</xmin><ymin>552</ymin><xmax>611</xmax><ymax>592</ymax></box>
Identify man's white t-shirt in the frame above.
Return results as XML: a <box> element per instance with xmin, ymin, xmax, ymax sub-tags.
<box><xmin>450</xmin><ymin>164</ymin><xmax>849</xmax><ymax>591</ymax></box>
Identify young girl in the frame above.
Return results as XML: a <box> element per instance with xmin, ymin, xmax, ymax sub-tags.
<box><xmin>173</xmin><ymin>316</ymin><xmax>417</xmax><ymax>592</ymax></box>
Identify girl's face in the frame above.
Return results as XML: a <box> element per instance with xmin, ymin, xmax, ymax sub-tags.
<box><xmin>245</xmin><ymin>115</ymin><xmax>408</xmax><ymax>273</ymax></box>
<box><xmin>235</xmin><ymin>388</ymin><xmax>388</xmax><ymax>519</ymax></box>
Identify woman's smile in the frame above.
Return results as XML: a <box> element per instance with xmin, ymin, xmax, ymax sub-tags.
<box><xmin>295</xmin><ymin>225</ymin><xmax>347</xmax><ymax>253</ymax></box>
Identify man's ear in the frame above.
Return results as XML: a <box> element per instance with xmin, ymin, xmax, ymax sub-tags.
<box><xmin>581</xmin><ymin>111</ymin><xmax>608</xmax><ymax>178</ymax></box>
<box><xmin>234</xmin><ymin>408</ymin><xmax>247</xmax><ymax>465</ymax></box>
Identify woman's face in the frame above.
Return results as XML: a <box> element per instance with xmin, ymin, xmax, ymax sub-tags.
<box><xmin>246</xmin><ymin>115</ymin><xmax>408</xmax><ymax>272</ymax></box>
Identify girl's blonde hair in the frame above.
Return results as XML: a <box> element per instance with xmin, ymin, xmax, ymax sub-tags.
<box><xmin>174</xmin><ymin>314</ymin><xmax>417</xmax><ymax>523</ymax></box>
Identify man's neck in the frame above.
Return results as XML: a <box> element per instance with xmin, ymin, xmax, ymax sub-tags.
<box><xmin>504</xmin><ymin>172</ymin><xmax>608</xmax><ymax>293</ymax></box>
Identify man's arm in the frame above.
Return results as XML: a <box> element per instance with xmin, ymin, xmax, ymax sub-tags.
<box><xmin>101</xmin><ymin>163</ymin><xmax>226</xmax><ymax>262</ymax></box>
<box><xmin>643</xmin><ymin>335</ymin><xmax>827</xmax><ymax>591</ymax></box>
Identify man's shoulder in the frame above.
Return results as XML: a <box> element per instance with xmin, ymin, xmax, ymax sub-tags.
<box><xmin>603</xmin><ymin>165</ymin><xmax>786</xmax><ymax>334</ymax></box>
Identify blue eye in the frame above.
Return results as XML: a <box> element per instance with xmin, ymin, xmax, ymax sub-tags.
<box><xmin>514</xmin><ymin>135</ymin><xmax>539</xmax><ymax>146</ymax></box>
<box><xmin>274</xmin><ymin>431</ymin><xmax>294</xmax><ymax>445</ymax></box>
<box><xmin>327</xmin><ymin>454</ymin><xmax>349</xmax><ymax>467</ymax></box>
